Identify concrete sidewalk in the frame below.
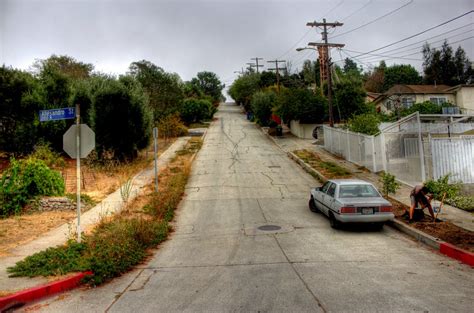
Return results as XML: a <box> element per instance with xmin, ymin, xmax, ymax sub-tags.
<box><xmin>0</xmin><ymin>137</ymin><xmax>191</xmax><ymax>294</ymax></box>
<box><xmin>267</xmin><ymin>131</ymin><xmax>474</xmax><ymax>232</ymax></box>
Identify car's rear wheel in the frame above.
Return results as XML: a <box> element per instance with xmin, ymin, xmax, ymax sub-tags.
<box><xmin>329</xmin><ymin>212</ymin><xmax>340</xmax><ymax>229</ymax></box>
<box><xmin>308</xmin><ymin>197</ymin><xmax>319</xmax><ymax>213</ymax></box>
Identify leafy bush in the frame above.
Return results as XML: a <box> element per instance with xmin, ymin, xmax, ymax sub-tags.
<box><xmin>158</xmin><ymin>113</ymin><xmax>188</xmax><ymax>138</ymax></box>
<box><xmin>250</xmin><ymin>90</ymin><xmax>276</xmax><ymax>126</ymax></box>
<box><xmin>0</xmin><ymin>158</ymin><xmax>65</xmax><ymax>216</ymax></box>
<box><xmin>379</xmin><ymin>172</ymin><xmax>400</xmax><ymax>197</ymax></box>
<box><xmin>446</xmin><ymin>196</ymin><xmax>474</xmax><ymax>212</ymax></box>
<box><xmin>30</xmin><ymin>143</ymin><xmax>65</xmax><ymax>169</ymax></box>
<box><xmin>91</xmin><ymin>76</ymin><xmax>153</xmax><ymax>160</ymax></box>
<box><xmin>180</xmin><ymin>98</ymin><xmax>213</xmax><ymax>124</ymax></box>
<box><xmin>424</xmin><ymin>174</ymin><xmax>460</xmax><ymax>201</ymax></box>
<box><xmin>348</xmin><ymin>113</ymin><xmax>381</xmax><ymax>135</ymax></box>
<box><xmin>275</xmin><ymin>88</ymin><xmax>327</xmax><ymax>124</ymax></box>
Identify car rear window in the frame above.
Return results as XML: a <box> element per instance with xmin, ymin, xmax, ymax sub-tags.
<box><xmin>339</xmin><ymin>184</ymin><xmax>380</xmax><ymax>198</ymax></box>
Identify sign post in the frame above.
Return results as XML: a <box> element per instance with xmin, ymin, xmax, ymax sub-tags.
<box><xmin>153</xmin><ymin>127</ymin><xmax>158</xmax><ymax>193</ymax></box>
<box><xmin>75</xmin><ymin>104</ymin><xmax>81</xmax><ymax>242</ymax></box>
<box><xmin>62</xmin><ymin>109</ymin><xmax>95</xmax><ymax>243</ymax></box>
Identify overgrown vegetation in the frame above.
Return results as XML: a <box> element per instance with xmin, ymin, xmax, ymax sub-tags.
<box><xmin>0</xmin><ymin>157</ymin><xmax>65</xmax><ymax>217</ymax></box>
<box><xmin>7</xmin><ymin>138</ymin><xmax>201</xmax><ymax>285</ymax></box>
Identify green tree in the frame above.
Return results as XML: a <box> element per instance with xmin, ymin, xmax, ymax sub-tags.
<box><xmin>383</xmin><ymin>64</ymin><xmax>421</xmax><ymax>91</ymax></box>
<box><xmin>364</xmin><ymin>61</ymin><xmax>386</xmax><ymax>93</ymax></box>
<box><xmin>333</xmin><ymin>79</ymin><xmax>368</xmax><ymax>121</ymax></box>
<box><xmin>180</xmin><ymin>98</ymin><xmax>214</xmax><ymax>124</ymax></box>
<box><xmin>228</xmin><ymin>73</ymin><xmax>261</xmax><ymax>111</ymax></box>
<box><xmin>275</xmin><ymin>88</ymin><xmax>327</xmax><ymax>124</ymax></box>
<box><xmin>129</xmin><ymin>60</ymin><xmax>184</xmax><ymax>121</ymax></box>
<box><xmin>189</xmin><ymin>71</ymin><xmax>224</xmax><ymax>104</ymax></box>
<box><xmin>300</xmin><ymin>59</ymin><xmax>320</xmax><ymax>88</ymax></box>
<box><xmin>91</xmin><ymin>76</ymin><xmax>152</xmax><ymax>160</ymax></box>
<box><xmin>33</xmin><ymin>55</ymin><xmax>93</xmax><ymax>80</ymax></box>
<box><xmin>422</xmin><ymin>41</ymin><xmax>471</xmax><ymax>85</ymax></box>
<box><xmin>0</xmin><ymin>67</ymin><xmax>41</xmax><ymax>153</ymax></box>
<box><xmin>250</xmin><ymin>90</ymin><xmax>277</xmax><ymax>126</ymax></box>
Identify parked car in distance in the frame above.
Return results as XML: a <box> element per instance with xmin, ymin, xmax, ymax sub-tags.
<box><xmin>309</xmin><ymin>179</ymin><xmax>394</xmax><ymax>229</ymax></box>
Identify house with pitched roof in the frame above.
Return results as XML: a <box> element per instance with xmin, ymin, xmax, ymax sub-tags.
<box><xmin>373</xmin><ymin>84</ymin><xmax>474</xmax><ymax>114</ymax></box>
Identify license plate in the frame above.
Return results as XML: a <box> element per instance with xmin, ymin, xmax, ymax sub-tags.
<box><xmin>362</xmin><ymin>208</ymin><xmax>374</xmax><ymax>214</ymax></box>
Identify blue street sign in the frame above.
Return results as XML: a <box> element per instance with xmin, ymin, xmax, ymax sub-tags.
<box><xmin>39</xmin><ymin>107</ymin><xmax>76</xmax><ymax>122</ymax></box>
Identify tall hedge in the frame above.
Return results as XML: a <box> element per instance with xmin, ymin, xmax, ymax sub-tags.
<box><xmin>91</xmin><ymin>76</ymin><xmax>152</xmax><ymax>160</ymax></box>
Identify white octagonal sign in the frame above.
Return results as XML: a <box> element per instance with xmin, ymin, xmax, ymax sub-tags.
<box><xmin>63</xmin><ymin>124</ymin><xmax>95</xmax><ymax>159</ymax></box>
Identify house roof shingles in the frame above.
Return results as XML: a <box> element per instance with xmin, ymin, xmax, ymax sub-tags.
<box><xmin>386</xmin><ymin>84</ymin><xmax>453</xmax><ymax>95</ymax></box>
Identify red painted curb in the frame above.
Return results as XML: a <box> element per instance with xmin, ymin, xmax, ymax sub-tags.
<box><xmin>0</xmin><ymin>271</ymin><xmax>93</xmax><ymax>311</ymax></box>
<box><xmin>440</xmin><ymin>243</ymin><xmax>474</xmax><ymax>267</ymax></box>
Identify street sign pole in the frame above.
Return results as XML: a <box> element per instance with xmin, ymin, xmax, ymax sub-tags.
<box><xmin>75</xmin><ymin>104</ymin><xmax>82</xmax><ymax>243</ymax></box>
<box><xmin>153</xmin><ymin>127</ymin><xmax>158</xmax><ymax>193</ymax></box>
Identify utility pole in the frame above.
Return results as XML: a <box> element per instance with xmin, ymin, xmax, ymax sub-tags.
<box><xmin>306</xmin><ymin>19</ymin><xmax>344</xmax><ymax>127</ymax></box>
<box><xmin>267</xmin><ymin>59</ymin><xmax>286</xmax><ymax>93</ymax></box>
<box><xmin>250</xmin><ymin>57</ymin><xmax>264</xmax><ymax>73</ymax></box>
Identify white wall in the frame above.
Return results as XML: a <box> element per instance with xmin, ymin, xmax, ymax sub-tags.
<box><xmin>456</xmin><ymin>86</ymin><xmax>474</xmax><ymax>112</ymax></box>
<box><xmin>289</xmin><ymin>120</ymin><xmax>319</xmax><ymax>139</ymax></box>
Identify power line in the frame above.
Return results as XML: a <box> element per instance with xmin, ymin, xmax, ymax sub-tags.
<box><xmin>340</xmin><ymin>0</ymin><xmax>373</xmax><ymax>22</ymax></box>
<box><xmin>324</xmin><ymin>0</ymin><xmax>345</xmax><ymax>19</ymax></box>
<box><xmin>352</xmin><ymin>10</ymin><xmax>474</xmax><ymax>58</ymax></box>
<box><xmin>360</xmin><ymin>29</ymin><xmax>473</xmax><ymax>62</ymax></box>
<box><xmin>332</xmin><ymin>0</ymin><xmax>414</xmax><ymax>39</ymax></box>
<box><xmin>357</xmin><ymin>23</ymin><xmax>473</xmax><ymax>60</ymax></box>
<box><xmin>274</xmin><ymin>0</ymin><xmax>349</xmax><ymax>60</ymax></box>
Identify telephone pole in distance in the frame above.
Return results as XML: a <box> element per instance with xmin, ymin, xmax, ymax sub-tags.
<box><xmin>250</xmin><ymin>57</ymin><xmax>264</xmax><ymax>73</ymax></box>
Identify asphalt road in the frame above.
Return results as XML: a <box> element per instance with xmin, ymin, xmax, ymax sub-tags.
<box><xmin>30</xmin><ymin>104</ymin><xmax>473</xmax><ymax>313</ymax></box>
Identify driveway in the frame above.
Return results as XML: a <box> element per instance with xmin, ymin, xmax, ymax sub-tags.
<box><xmin>30</xmin><ymin>104</ymin><xmax>473</xmax><ymax>312</ymax></box>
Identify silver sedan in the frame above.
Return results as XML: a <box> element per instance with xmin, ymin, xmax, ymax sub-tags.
<box><xmin>309</xmin><ymin>179</ymin><xmax>394</xmax><ymax>229</ymax></box>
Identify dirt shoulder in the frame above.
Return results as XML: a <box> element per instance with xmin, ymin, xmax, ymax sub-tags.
<box><xmin>0</xmin><ymin>138</ymin><xmax>176</xmax><ymax>256</ymax></box>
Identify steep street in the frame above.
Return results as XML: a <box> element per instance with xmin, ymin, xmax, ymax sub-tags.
<box><xmin>33</xmin><ymin>104</ymin><xmax>473</xmax><ymax>312</ymax></box>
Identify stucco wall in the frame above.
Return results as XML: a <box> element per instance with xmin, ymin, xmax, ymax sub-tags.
<box><xmin>289</xmin><ymin>120</ymin><xmax>319</xmax><ymax>139</ymax></box>
<box><xmin>456</xmin><ymin>87</ymin><xmax>474</xmax><ymax>112</ymax></box>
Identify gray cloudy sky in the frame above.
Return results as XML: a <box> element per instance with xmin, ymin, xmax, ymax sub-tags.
<box><xmin>1</xmin><ymin>0</ymin><xmax>473</xmax><ymax>90</ymax></box>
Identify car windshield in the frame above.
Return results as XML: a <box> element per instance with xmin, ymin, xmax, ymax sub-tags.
<box><xmin>339</xmin><ymin>184</ymin><xmax>380</xmax><ymax>198</ymax></box>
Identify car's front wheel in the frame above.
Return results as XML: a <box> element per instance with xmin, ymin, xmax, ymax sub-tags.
<box><xmin>308</xmin><ymin>197</ymin><xmax>319</xmax><ymax>213</ymax></box>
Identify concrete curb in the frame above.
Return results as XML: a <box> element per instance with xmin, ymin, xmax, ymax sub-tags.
<box><xmin>270</xmin><ymin>134</ymin><xmax>474</xmax><ymax>267</ymax></box>
<box><xmin>0</xmin><ymin>271</ymin><xmax>92</xmax><ymax>311</ymax></box>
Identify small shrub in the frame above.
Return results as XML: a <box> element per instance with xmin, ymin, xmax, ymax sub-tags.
<box><xmin>0</xmin><ymin>157</ymin><xmax>65</xmax><ymax>217</ymax></box>
<box><xmin>379</xmin><ymin>172</ymin><xmax>400</xmax><ymax>197</ymax></box>
<box><xmin>30</xmin><ymin>143</ymin><xmax>66</xmax><ymax>169</ymax></box>
<box><xmin>348</xmin><ymin>113</ymin><xmax>380</xmax><ymax>135</ymax></box>
<box><xmin>158</xmin><ymin>114</ymin><xmax>188</xmax><ymax>138</ymax></box>
<box><xmin>424</xmin><ymin>174</ymin><xmax>460</xmax><ymax>201</ymax></box>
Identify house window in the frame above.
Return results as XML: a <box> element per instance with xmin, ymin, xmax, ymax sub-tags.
<box><xmin>401</xmin><ymin>97</ymin><xmax>414</xmax><ymax>108</ymax></box>
<box><xmin>385</xmin><ymin>100</ymin><xmax>392</xmax><ymax>111</ymax></box>
<box><xmin>429</xmin><ymin>97</ymin><xmax>447</xmax><ymax>105</ymax></box>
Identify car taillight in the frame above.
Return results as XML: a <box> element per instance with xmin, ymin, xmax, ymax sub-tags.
<box><xmin>380</xmin><ymin>205</ymin><xmax>392</xmax><ymax>212</ymax></box>
<box><xmin>340</xmin><ymin>207</ymin><xmax>357</xmax><ymax>214</ymax></box>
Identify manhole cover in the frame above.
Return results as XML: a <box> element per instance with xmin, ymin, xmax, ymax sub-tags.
<box><xmin>258</xmin><ymin>225</ymin><xmax>282</xmax><ymax>231</ymax></box>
